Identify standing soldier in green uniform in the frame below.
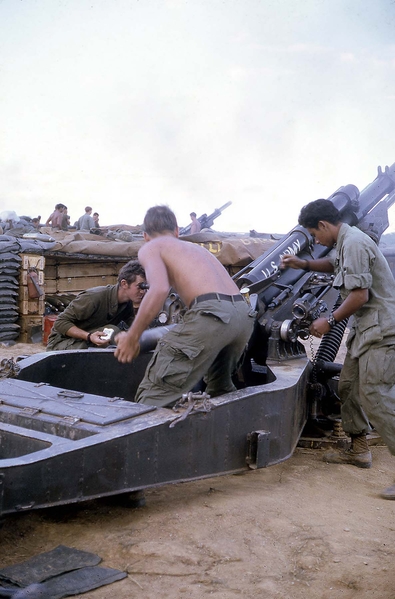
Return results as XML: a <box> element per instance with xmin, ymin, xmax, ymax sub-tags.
<box><xmin>282</xmin><ymin>199</ymin><xmax>395</xmax><ymax>500</ymax></box>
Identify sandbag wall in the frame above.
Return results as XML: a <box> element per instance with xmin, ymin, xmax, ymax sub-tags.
<box><xmin>0</xmin><ymin>235</ymin><xmax>22</xmax><ymax>342</ymax></box>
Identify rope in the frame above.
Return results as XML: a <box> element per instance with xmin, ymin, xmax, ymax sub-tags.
<box><xmin>169</xmin><ymin>391</ymin><xmax>212</xmax><ymax>428</ymax></box>
<box><xmin>0</xmin><ymin>357</ymin><xmax>21</xmax><ymax>379</ymax></box>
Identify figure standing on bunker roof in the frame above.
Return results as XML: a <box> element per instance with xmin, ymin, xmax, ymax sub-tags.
<box><xmin>45</xmin><ymin>204</ymin><xmax>65</xmax><ymax>229</ymax></box>
<box><xmin>60</xmin><ymin>206</ymin><xmax>70</xmax><ymax>231</ymax></box>
<box><xmin>77</xmin><ymin>206</ymin><xmax>95</xmax><ymax>231</ymax></box>
<box><xmin>114</xmin><ymin>204</ymin><xmax>256</xmax><ymax>408</ymax></box>
<box><xmin>282</xmin><ymin>198</ymin><xmax>395</xmax><ymax>500</ymax></box>
<box><xmin>189</xmin><ymin>211</ymin><xmax>201</xmax><ymax>234</ymax></box>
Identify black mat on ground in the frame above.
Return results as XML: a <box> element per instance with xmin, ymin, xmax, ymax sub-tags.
<box><xmin>0</xmin><ymin>546</ymin><xmax>101</xmax><ymax>586</ymax></box>
<box><xmin>0</xmin><ymin>566</ymin><xmax>127</xmax><ymax>598</ymax></box>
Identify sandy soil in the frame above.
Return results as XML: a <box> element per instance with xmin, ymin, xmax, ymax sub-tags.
<box><xmin>1</xmin><ymin>340</ymin><xmax>395</xmax><ymax>599</ymax></box>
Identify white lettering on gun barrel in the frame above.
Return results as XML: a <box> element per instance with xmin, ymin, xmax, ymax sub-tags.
<box><xmin>260</xmin><ymin>238</ymin><xmax>302</xmax><ymax>279</ymax></box>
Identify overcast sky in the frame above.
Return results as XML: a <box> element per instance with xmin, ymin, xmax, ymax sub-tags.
<box><xmin>1</xmin><ymin>0</ymin><xmax>395</xmax><ymax>233</ymax></box>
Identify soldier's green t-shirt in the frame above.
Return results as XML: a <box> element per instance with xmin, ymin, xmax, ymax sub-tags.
<box><xmin>332</xmin><ymin>223</ymin><xmax>395</xmax><ymax>358</ymax></box>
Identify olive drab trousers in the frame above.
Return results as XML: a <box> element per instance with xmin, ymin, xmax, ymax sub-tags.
<box><xmin>135</xmin><ymin>297</ymin><xmax>255</xmax><ymax>408</ymax></box>
<box><xmin>339</xmin><ymin>344</ymin><xmax>395</xmax><ymax>455</ymax></box>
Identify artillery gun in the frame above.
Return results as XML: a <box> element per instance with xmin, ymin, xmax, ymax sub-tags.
<box><xmin>178</xmin><ymin>201</ymin><xmax>232</xmax><ymax>235</ymax></box>
<box><xmin>235</xmin><ymin>162</ymin><xmax>395</xmax><ymax>428</ymax></box>
<box><xmin>0</xmin><ymin>164</ymin><xmax>395</xmax><ymax>517</ymax></box>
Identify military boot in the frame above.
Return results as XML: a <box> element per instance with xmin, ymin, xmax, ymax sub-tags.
<box><xmin>322</xmin><ymin>433</ymin><xmax>372</xmax><ymax>468</ymax></box>
<box><xmin>380</xmin><ymin>483</ymin><xmax>395</xmax><ymax>500</ymax></box>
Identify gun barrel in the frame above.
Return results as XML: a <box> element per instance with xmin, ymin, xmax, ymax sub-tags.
<box><xmin>236</xmin><ymin>163</ymin><xmax>395</xmax><ymax>295</ymax></box>
<box><xmin>381</xmin><ymin>187</ymin><xmax>395</xmax><ymax>212</ymax></box>
<box><xmin>200</xmin><ymin>201</ymin><xmax>232</xmax><ymax>229</ymax></box>
<box><xmin>352</xmin><ymin>162</ymin><xmax>395</xmax><ymax>221</ymax></box>
<box><xmin>179</xmin><ymin>201</ymin><xmax>232</xmax><ymax>235</ymax></box>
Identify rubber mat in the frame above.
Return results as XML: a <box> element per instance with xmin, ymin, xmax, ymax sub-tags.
<box><xmin>0</xmin><ymin>566</ymin><xmax>127</xmax><ymax>598</ymax></box>
<box><xmin>0</xmin><ymin>545</ymin><xmax>101</xmax><ymax>586</ymax></box>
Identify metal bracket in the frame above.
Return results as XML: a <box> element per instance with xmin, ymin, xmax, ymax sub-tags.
<box><xmin>62</xmin><ymin>416</ymin><xmax>81</xmax><ymax>424</ymax></box>
<box><xmin>20</xmin><ymin>407</ymin><xmax>41</xmax><ymax>416</ymax></box>
<box><xmin>246</xmin><ymin>430</ymin><xmax>271</xmax><ymax>469</ymax></box>
<box><xmin>57</xmin><ymin>390</ymin><xmax>84</xmax><ymax>399</ymax></box>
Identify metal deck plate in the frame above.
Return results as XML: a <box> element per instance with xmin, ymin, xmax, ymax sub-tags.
<box><xmin>0</xmin><ymin>379</ymin><xmax>154</xmax><ymax>426</ymax></box>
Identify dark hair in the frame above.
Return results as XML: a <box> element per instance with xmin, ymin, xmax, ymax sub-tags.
<box><xmin>118</xmin><ymin>260</ymin><xmax>145</xmax><ymax>284</ymax></box>
<box><xmin>143</xmin><ymin>205</ymin><xmax>178</xmax><ymax>235</ymax></box>
<box><xmin>298</xmin><ymin>199</ymin><xmax>341</xmax><ymax>229</ymax></box>
<box><xmin>190</xmin><ymin>212</ymin><xmax>197</xmax><ymax>218</ymax></box>
<box><xmin>85</xmin><ymin>206</ymin><xmax>92</xmax><ymax>213</ymax></box>
<box><xmin>55</xmin><ymin>203</ymin><xmax>63</xmax><ymax>210</ymax></box>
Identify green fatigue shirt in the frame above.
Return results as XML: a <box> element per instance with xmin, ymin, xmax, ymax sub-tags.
<box><xmin>47</xmin><ymin>284</ymin><xmax>135</xmax><ymax>348</ymax></box>
<box><xmin>332</xmin><ymin>223</ymin><xmax>395</xmax><ymax>359</ymax></box>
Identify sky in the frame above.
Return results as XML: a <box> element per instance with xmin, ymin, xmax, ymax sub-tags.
<box><xmin>1</xmin><ymin>0</ymin><xmax>395</xmax><ymax>234</ymax></box>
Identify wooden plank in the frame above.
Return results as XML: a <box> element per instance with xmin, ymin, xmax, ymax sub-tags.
<box><xmin>57</xmin><ymin>262</ymin><xmax>119</xmax><ymax>278</ymax></box>
<box><xmin>43</xmin><ymin>280</ymin><xmax>57</xmax><ymax>294</ymax></box>
<box><xmin>20</xmin><ymin>254</ymin><xmax>45</xmax><ymax>270</ymax></box>
<box><xmin>45</xmin><ymin>265</ymin><xmax>57</xmax><ymax>279</ymax></box>
<box><xmin>19</xmin><ymin>298</ymin><xmax>45</xmax><ymax>315</ymax></box>
<box><xmin>19</xmin><ymin>287</ymin><xmax>30</xmax><ymax>301</ymax></box>
<box><xmin>17</xmin><ymin>314</ymin><xmax>44</xmax><ymax>343</ymax></box>
<box><xmin>56</xmin><ymin>275</ymin><xmax>117</xmax><ymax>292</ymax></box>
<box><xmin>44</xmin><ymin>256</ymin><xmax>57</xmax><ymax>266</ymax></box>
<box><xmin>17</xmin><ymin>315</ymin><xmax>43</xmax><ymax>332</ymax></box>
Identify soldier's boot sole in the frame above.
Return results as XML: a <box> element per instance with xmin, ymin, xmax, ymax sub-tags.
<box><xmin>322</xmin><ymin>448</ymin><xmax>372</xmax><ymax>469</ymax></box>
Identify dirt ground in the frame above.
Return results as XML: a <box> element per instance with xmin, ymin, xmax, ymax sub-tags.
<box><xmin>1</xmin><ymin>341</ymin><xmax>395</xmax><ymax>599</ymax></box>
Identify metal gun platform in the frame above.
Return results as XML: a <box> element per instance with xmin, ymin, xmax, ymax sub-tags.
<box><xmin>0</xmin><ymin>349</ymin><xmax>308</xmax><ymax>517</ymax></box>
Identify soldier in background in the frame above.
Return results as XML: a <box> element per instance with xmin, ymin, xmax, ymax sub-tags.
<box><xmin>45</xmin><ymin>204</ymin><xmax>65</xmax><ymax>229</ymax></box>
<box><xmin>77</xmin><ymin>206</ymin><xmax>95</xmax><ymax>231</ymax></box>
<box><xmin>46</xmin><ymin>261</ymin><xmax>147</xmax><ymax>351</ymax></box>
<box><xmin>60</xmin><ymin>206</ymin><xmax>70</xmax><ymax>231</ymax></box>
<box><xmin>190</xmin><ymin>211</ymin><xmax>201</xmax><ymax>234</ymax></box>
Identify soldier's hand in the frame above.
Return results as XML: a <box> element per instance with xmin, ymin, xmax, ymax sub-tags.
<box><xmin>90</xmin><ymin>330</ymin><xmax>110</xmax><ymax>347</ymax></box>
<box><xmin>309</xmin><ymin>317</ymin><xmax>330</xmax><ymax>338</ymax></box>
<box><xmin>280</xmin><ymin>256</ymin><xmax>306</xmax><ymax>270</ymax></box>
<box><xmin>114</xmin><ymin>332</ymin><xmax>140</xmax><ymax>363</ymax></box>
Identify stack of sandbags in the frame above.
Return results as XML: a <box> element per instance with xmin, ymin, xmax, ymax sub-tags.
<box><xmin>0</xmin><ymin>235</ymin><xmax>22</xmax><ymax>342</ymax></box>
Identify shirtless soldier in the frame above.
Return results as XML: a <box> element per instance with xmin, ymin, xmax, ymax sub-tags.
<box><xmin>115</xmin><ymin>205</ymin><xmax>255</xmax><ymax>407</ymax></box>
